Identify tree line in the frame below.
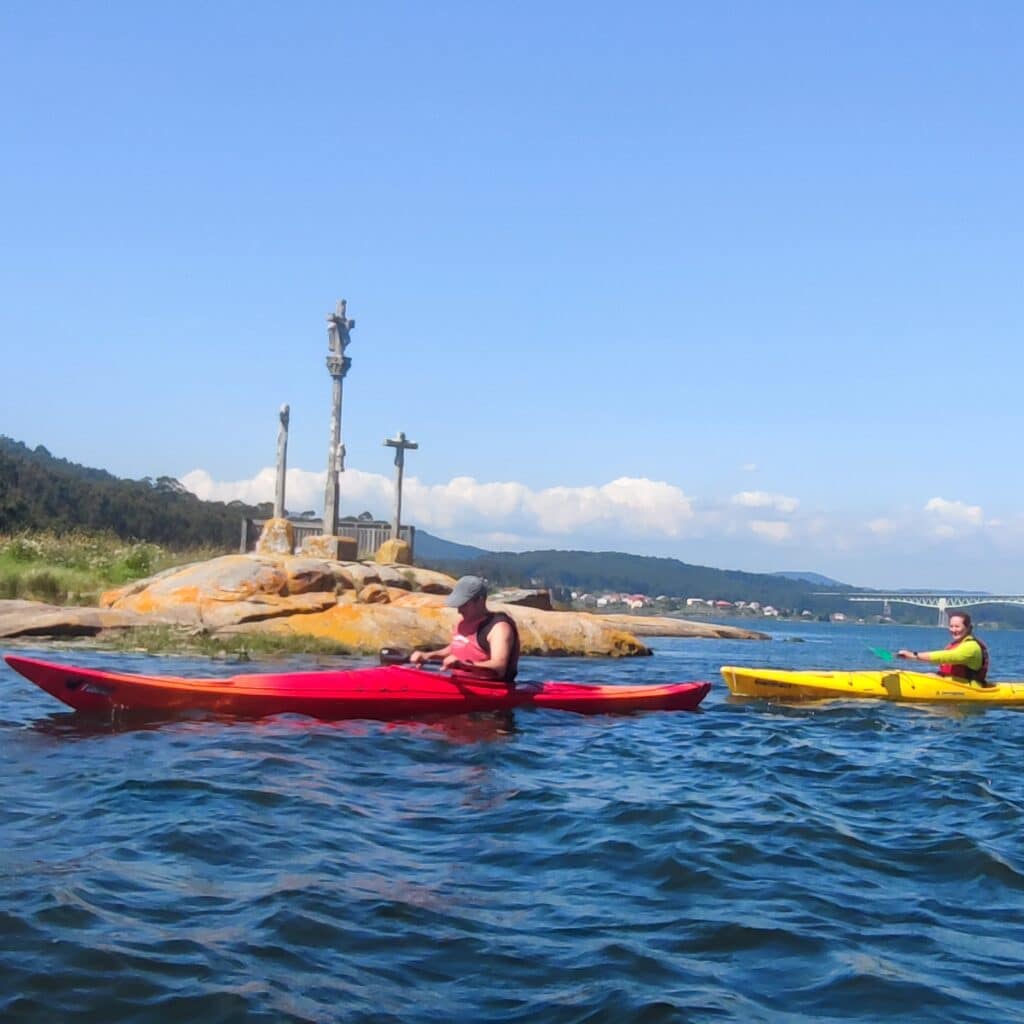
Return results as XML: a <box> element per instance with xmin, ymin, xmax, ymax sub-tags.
<box><xmin>0</xmin><ymin>436</ymin><xmax>270</xmax><ymax>549</ymax></box>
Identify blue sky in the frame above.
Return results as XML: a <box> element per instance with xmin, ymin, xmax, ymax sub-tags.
<box><xmin>3</xmin><ymin>2</ymin><xmax>1023</xmax><ymax>591</ymax></box>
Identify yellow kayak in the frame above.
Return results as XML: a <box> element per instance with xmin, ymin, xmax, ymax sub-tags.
<box><xmin>720</xmin><ymin>665</ymin><xmax>1024</xmax><ymax>704</ymax></box>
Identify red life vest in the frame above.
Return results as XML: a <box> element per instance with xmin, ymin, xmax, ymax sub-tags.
<box><xmin>938</xmin><ymin>634</ymin><xmax>989</xmax><ymax>683</ymax></box>
<box><xmin>450</xmin><ymin>612</ymin><xmax>520</xmax><ymax>685</ymax></box>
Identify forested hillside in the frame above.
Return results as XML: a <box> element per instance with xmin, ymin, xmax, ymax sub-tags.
<box><xmin>0</xmin><ymin>437</ymin><xmax>269</xmax><ymax>548</ymax></box>
<box><xmin>421</xmin><ymin>545</ymin><xmax>1024</xmax><ymax>626</ymax></box>
<box><xmin>423</xmin><ymin>546</ymin><xmax>855</xmax><ymax>615</ymax></box>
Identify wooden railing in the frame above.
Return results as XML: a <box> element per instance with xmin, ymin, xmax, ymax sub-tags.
<box><xmin>240</xmin><ymin>518</ymin><xmax>415</xmax><ymax>560</ymax></box>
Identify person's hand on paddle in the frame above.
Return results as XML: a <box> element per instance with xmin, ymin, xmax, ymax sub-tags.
<box><xmin>411</xmin><ymin>644</ymin><xmax>451</xmax><ymax>667</ymax></box>
<box><xmin>896</xmin><ymin>649</ymin><xmax>920</xmax><ymax>661</ymax></box>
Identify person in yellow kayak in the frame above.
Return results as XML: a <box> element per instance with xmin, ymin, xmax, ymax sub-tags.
<box><xmin>897</xmin><ymin>612</ymin><xmax>991</xmax><ymax>685</ymax></box>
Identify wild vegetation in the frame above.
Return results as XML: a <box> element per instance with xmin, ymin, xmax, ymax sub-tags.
<box><xmin>0</xmin><ymin>530</ymin><xmax>221</xmax><ymax>605</ymax></box>
<box><xmin>101</xmin><ymin>625</ymin><xmax>354</xmax><ymax>658</ymax></box>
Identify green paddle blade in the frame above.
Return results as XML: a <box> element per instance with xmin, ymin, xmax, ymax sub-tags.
<box><xmin>869</xmin><ymin>646</ymin><xmax>895</xmax><ymax>662</ymax></box>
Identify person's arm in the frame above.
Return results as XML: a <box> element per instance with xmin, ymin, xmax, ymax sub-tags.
<box><xmin>897</xmin><ymin>639</ymin><xmax>982</xmax><ymax>668</ymax></box>
<box><xmin>441</xmin><ymin>621</ymin><xmax>514</xmax><ymax>679</ymax></box>
<box><xmin>410</xmin><ymin>643</ymin><xmax>451</xmax><ymax>665</ymax></box>
<box><xmin>919</xmin><ymin>639</ymin><xmax>981</xmax><ymax>668</ymax></box>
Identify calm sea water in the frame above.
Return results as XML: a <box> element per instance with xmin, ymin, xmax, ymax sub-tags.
<box><xmin>2</xmin><ymin>620</ymin><xmax>1023</xmax><ymax>1023</ymax></box>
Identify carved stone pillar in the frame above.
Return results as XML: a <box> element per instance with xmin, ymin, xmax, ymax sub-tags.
<box><xmin>274</xmin><ymin>404</ymin><xmax>290</xmax><ymax>519</ymax></box>
<box><xmin>384</xmin><ymin>431</ymin><xmax>419</xmax><ymax>539</ymax></box>
<box><xmin>322</xmin><ymin>300</ymin><xmax>354</xmax><ymax>536</ymax></box>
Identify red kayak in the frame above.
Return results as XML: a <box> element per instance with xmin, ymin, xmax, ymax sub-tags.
<box><xmin>3</xmin><ymin>655</ymin><xmax>711</xmax><ymax>720</ymax></box>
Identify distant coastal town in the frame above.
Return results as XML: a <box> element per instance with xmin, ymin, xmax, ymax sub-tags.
<box><xmin>571</xmin><ymin>590</ymin><xmax>849</xmax><ymax>622</ymax></box>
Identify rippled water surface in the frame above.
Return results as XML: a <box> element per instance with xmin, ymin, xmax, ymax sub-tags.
<box><xmin>3</xmin><ymin>620</ymin><xmax>1024</xmax><ymax>1022</ymax></box>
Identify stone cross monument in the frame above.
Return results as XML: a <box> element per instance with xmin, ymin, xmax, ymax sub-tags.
<box><xmin>256</xmin><ymin>402</ymin><xmax>295</xmax><ymax>556</ymax></box>
<box><xmin>384</xmin><ymin>431</ymin><xmax>418</xmax><ymax>540</ymax></box>
<box><xmin>322</xmin><ymin>299</ymin><xmax>354</xmax><ymax>536</ymax></box>
<box><xmin>274</xmin><ymin>404</ymin><xmax>290</xmax><ymax>519</ymax></box>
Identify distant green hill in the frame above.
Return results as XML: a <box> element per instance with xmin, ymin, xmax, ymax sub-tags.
<box><xmin>414</xmin><ymin>535</ymin><xmax>1024</xmax><ymax>627</ymax></box>
<box><xmin>414</xmin><ymin>530</ymin><xmax>492</xmax><ymax>562</ymax></box>
<box><xmin>0</xmin><ymin>436</ymin><xmax>270</xmax><ymax>548</ymax></box>
<box><xmin>772</xmin><ymin>570</ymin><xmax>847</xmax><ymax>587</ymax></box>
<box><xmin>417</xmin><ymin>543</ymin><xmax>855</xmax><ymax>614</ymax></box>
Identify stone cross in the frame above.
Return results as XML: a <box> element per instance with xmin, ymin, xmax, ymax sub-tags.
<box><xmin>384</xmin><ymin>431</ymin><xmax>418</xmax><ymax>539</ymax></box>
<box><xmin>323</xmin><ymin>299</ymin><xmax>355</xmax><ymax>535</ymax></box>
<box><xmin>274</xmin><ymin>404</ymin><xmax>290</xmax><ymax>519</ymax></box>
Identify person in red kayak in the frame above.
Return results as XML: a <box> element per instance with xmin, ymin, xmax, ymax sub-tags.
<box><xmin>896</xmin><ymin>612</ymin><xmax>991</xmax><ymax>685</ymax></box>
<box><xmin>411</xmin><ymin>575</ymin><xmax>520</xmax><ymax>687</ymax></box>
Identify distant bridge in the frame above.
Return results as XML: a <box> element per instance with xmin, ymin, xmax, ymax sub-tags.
<box><xmin>815</xmin><ymin>592</ymin><xmax>1024</xmax><ymax>624</ymax></box>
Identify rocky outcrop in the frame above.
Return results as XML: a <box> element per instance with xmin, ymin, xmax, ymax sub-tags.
<box><xmin>301</xmin><ymin>535</ymin><xmax>358</xmax><ymax>560</ymax></box>
<box><xmin>240</xmin><ymin>597</ymin><xmax>650</xmax><ymax>658</ymax></box>
<box><xmin>255</xmin><ymin>517</ymin><xmax>294</xmax><ymax>555</ymax></box>
<box><xmin>376</xmin><ymin>538</ymin><xmax>412</xmax><ymax>564</ymax></box>
<box><xmin>357</xmin><ymin>583</ymin><xmax>391</xmax><ymax>605</ymax></box>
<box><xmin>595</xmin><ymin>613</ymin><xmax>768</xmax><ymax>640</ymax></box>
<box><xmin>6</xmin><ymin>552</ymin><xmax>769</xmax><ymax>655</ymax></box>
<box><xmin>491</xmin><ymin>588</ymin><xmax>554</xmax><ymax>611</ymax></box>
<box><xmin>392</xmin><ymin>567</ymin><xmax>456</xmax><ymax>594</ymax></box>
<box><xmin>93</xmin><ymin>554</ymin><xmax>656</xmax><ymax>655</ymax></box>
<box><xmin>0</xmin><ymin>600</ymin><xmax>160</xmax><ymax>638</ymax></box>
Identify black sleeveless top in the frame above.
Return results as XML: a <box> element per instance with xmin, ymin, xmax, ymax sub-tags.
<box><xmin>477</xmin><ymin>612</ymin><xmax>521</xmax><ymax>684</ymax></box>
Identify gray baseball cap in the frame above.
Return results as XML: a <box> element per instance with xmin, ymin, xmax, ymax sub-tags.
<box><xmin>445</xmin><ymin>575</ymin><xmax>488</xmax><ymax>607</ymax></box>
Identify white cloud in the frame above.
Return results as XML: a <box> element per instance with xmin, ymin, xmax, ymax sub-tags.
<box><xmin>749</xmin><ymin>520</ymin><xmax>792</xmax><ymax>542</ymax></box>
<box><xmin>180</xmin><ymin>466</ymin><xmax>390</xmax><ymax>516</ymax></box>
<box><xmin>178</xmin><ymin>465</ymin><xmax>1020</xmax><ymax>587</ymax></box>
<box><xmin>924</xmin><ymin>497</ymin><xmax>984</xmax><ymax>525</ymax></box>
<box><xmin>731</xmin><ymin>490</ymin><xmax>800</xmax><ymax>514</ymax></box>
<box><xmin>867</xmin><ymin>517</ymin><xmax>897</xmax><ymax>534</ymax></box>
<box><xmin>181</xmin><ymin>468</ymin><xmax>696</xmax><ymax>541</ymax></box>
<box><xmin>405</xmin><ymin>475</ymin><xmax>695</xmax><ymax>537</ymax></box>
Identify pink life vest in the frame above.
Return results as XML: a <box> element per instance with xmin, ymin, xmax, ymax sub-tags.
<box><xmin>450</xmin><ymin>612</ymin><xmax>520</xmax><ymax>685</ymax></box>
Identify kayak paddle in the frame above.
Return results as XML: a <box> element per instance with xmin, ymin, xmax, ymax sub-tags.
<box><xmin>869</xmin><ymin>646</ymin><xmax>896</xmax><ymax>662</ymax></box>
<box><xmin>379</xmin><ymin>646</ymin><xmax>442</xmax><ymax>667</ymax></box>
<box><xmin>379</xmin><ymin>646</ymin><xmax>411</xmax><ymax>665</ymax></box>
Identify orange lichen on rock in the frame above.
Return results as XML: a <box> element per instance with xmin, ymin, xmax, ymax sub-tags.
<box><xmin>90</xmin><ymin>552</ymin><xmax>662</xmax><ymax>656</ymax></box>
<box><xmin>357</xmin><ymin>583</ymin><xmax>391</xmax><ymax>604</ymax></box>
<box><xmin>255</xmin><ymin>517</ymin><xmax>294</xmax><ymax>556</ymax></box>
<box><xmin>260</xmin><ymin>602</ymin><xmax>451</xmax><ymax>653</ymax></box>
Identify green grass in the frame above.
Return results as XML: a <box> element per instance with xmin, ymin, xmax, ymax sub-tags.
<box><xmin>0</xmin><ymin>530</ymin><xmax>362</xmax><ymax>659</ymax></box>
<box><xmin>101</xmin><ymin>625</ymin><xmax>354</xmax><ymax>658</ymax></box>
<box><xmin>0</xmin><ymin>530</ymin><xmax>225</xmax><ymax>605</ymax></box>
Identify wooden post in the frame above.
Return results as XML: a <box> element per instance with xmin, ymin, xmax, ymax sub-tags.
<box><xmin>274</xmin><ymin>404</ymin><xmax>290</xmax><ymax>519</ymax></box>
<box><xmin>322</xmin><ymin>299</ymin><xmax>354</xmax><ymax>536</ymax></box>
<box><xmin>384</xmin><ymin>431</ymin><xmax>418</xmax><ymax>539</ymax></box>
